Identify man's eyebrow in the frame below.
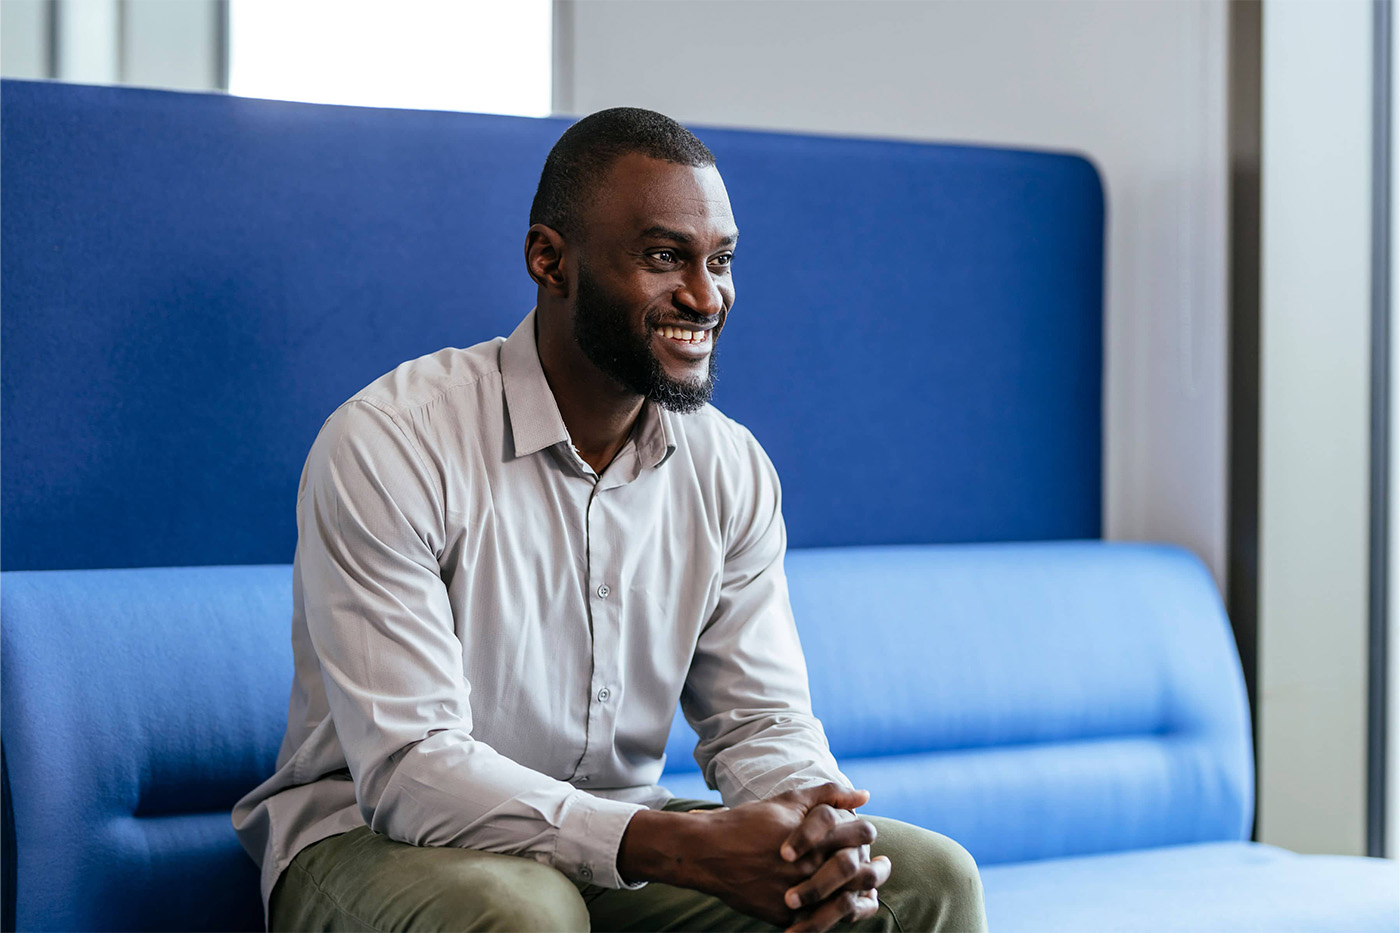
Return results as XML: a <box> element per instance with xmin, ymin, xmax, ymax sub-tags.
<box><xmin>639</xmin><ymin>226</ymin><xmax>740</xmax><ymax>248</ymax></box>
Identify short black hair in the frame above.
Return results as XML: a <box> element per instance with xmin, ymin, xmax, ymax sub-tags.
<box><xmin>529</xmin><ymin>107</ymin><xmax>715</xmax><ymax>238</ymax></box>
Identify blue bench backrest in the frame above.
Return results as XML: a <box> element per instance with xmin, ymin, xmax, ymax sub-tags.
<box><xmin>1</xmin><ymin>80</ymin><xmax>1103</xmax><ymax>571</ymax></box>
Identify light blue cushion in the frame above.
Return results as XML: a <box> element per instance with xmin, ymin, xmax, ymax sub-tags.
<box><xmin>980</xmin><ymin>842</ymin><xmax>1398</xmax><ymax>932</ymax></box>
<box><xmin>2</xmin><ymin>565</ymin><xmax>294</xmax><ymax>931</ymax></box>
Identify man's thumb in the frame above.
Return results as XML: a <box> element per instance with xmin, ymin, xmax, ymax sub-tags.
<box><xmin>792</xmin><ymin>782</ymin><xmax>871</xmax><ymax>810</ymax></box>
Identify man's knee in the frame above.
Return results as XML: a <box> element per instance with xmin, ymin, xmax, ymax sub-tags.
<box><xmin>868</xmin><ymin>818</ymin><xmax>987</xmax><ymax>932</ymax></box>
<box><xmin>906</xmin><ymin>830</ymin><xmax>981</xmax><ymax>893</ymax></box>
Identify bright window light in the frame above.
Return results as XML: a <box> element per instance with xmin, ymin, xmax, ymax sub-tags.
<box><xmin>228</xmin><ymin>0</ymin><xmax>552</xmax><ymax>117</ymax></box>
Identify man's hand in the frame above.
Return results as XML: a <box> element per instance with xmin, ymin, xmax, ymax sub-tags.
<box><xmin>617</xmin><ymin>783</ymin><xmax>888</xmax><ymax>931</ymax></box>
<box><xmin>779</xmin><ymin>796</ymin><xmax>891</xmax><ymax>932</ymax></box>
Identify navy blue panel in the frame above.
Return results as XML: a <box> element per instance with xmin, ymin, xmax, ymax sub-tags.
<box><xmin>697</xmin><ymin>128</ymin><xmax>1103</xmax><ymax>549</ymax></box>
<box><xmin>1</xmin><ymin>81</ymin><xmax>1102</xmax><ymax>570</ymax></box>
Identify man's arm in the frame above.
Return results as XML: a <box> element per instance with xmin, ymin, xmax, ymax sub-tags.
<box><xmin>682</xmin><ymin>424</ymin><xmax>848</xmax><ymax>802</ymax></box>
<box><xmin>296</xmin><ymin>399</ymin><xmax>643</xmax><ymax>887</ymax></box>
<box><xmin>661</xmin><ymin>425</ymin><xmax>888</xmax><ymax>930</ymax></box>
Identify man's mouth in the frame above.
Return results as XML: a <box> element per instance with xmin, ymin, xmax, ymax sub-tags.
<box><xmin>654</xmin><ymin>324</ymin><xmax>711</xmax><ymax>346</ymax></box>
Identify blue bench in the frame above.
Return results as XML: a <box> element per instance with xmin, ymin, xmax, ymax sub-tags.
<box><xmin>2</xmin><ymin>80</ymin><xmax>1393</xmax><ymax>931</ymax></box>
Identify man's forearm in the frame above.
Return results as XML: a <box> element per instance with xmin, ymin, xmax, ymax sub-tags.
<box><xmin>617</xmin><ymin>808</ymin><xmax>707</xmax><ymax>887</ymax></box>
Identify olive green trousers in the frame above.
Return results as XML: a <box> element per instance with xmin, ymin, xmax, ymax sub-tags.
<box><xmin>270</xmin><ymin>799</ymin><xmax>988</xmax><ymax>932</ymax></box>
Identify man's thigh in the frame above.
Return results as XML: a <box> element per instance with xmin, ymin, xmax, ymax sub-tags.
<box><xmin>270</xmin><ymin>826</ymin><xmax>590</xmax><ymax>932</ymax></box>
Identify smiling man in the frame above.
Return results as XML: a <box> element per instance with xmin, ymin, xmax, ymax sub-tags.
<box><xmin>233</xmin><ymin>108</ymin><xmax>987</xmax><ymax>933</ymax></box>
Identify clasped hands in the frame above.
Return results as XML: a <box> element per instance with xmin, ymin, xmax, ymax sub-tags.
<box><xmin>618</xmin><ymin>783</ymin><xmax>891</xmax><ymax>932</ymax></box>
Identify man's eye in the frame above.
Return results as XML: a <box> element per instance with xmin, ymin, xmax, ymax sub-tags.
<box><xmin>651</xmin><ymin>250</ymin><xmax>677</xmax><ymax>264</ymax></box>
<box><xmin>710</xmin><ymin>253</ymin><xmax>733</xmax><ymax>268</ymax></box>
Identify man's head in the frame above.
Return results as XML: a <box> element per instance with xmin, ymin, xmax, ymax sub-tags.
<box><xmin>525</xmin><ymin>108</ymin><xmax>738</xmax><ymax>414</ymax></box>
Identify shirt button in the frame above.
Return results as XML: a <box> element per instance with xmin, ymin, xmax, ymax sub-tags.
<box><xmin>596</xmin><ymin>584</ymin><xmax>611</xmax><ymax>598</ymax></box>
<box><xmin>579</xmin><ymin>867</ymin><xmax>593</xmax><ymax>881</ymax></box>
<box><xmin>597</xmin><ymin>687</ymin><xmax>611</xmax><ymax>702</ymax></box>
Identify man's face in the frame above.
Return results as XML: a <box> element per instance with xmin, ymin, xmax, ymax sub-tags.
<box><xmin>569</xmin><ymin>153</ymin><xmax>738</xmax><ymax>414</ymax></box>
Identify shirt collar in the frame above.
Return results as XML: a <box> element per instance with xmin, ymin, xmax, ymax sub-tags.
<box><xmin>501</xmin><ymin>309</ymin><xmax>677</xmax><ymax>469</ymax></box>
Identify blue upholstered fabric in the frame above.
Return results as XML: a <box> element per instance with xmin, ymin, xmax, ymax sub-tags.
<box><xmin>1</xmin><ymin>565</ymin><xmax>294</xmax><ymax>932</ymax></box>
<box><xmin>3</xmin><ymin>543</ymin><xmax>1256</xmax><ymax>931</ymax></box>
<box><xmin>979</xmin><ymin>842</ymin><xmax>1399</xmax><ymax>932</ymax></box>
<box><xmin>1</xmin><ymin>79</ymin><xmax>1102</xmax><ymax>571</ymax></box>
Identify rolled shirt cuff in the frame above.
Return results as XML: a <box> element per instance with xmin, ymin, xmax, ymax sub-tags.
<box><xmin>552</xmin><ymin>790</ymin><xmax>648</xmax><ymax>889</ymax></box>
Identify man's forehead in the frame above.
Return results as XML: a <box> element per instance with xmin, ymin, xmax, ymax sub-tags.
<box><xmin>592</xmin><ymin>153</ymin><xmax>736</xmax><ymax>238</ymax></box>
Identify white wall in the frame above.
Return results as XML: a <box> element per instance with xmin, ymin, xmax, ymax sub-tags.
<box><xmin>122</xmin><ymin>0</ymin><xmax>222</xmax><ymax>92</ymax></box>
<box><xmin>1256</xmin><ymin>0</ymin><xmax>1373</xmax><ymax>857</ymax></box>
<box><xmin>558</xmin><ymin>0</ymin><xmax>1231</xmax><ymax>591</ymax></box>
<box><xmin>0</xmin><ymin>0</ymin><xmax>50</xmax><ymax>78</ymax></box>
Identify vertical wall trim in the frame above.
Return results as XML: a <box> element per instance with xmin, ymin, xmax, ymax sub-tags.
<box><xmin>114</xmin><ymin>0</ymin><xmax>127</xmax><ymax>83</ymax></box>
<box><xmin>1369</xmin><ymin>0</ymin><xmax>1392</xmax><ymax>861</ymax></box>
<box><xmin>551</xmin><ymin>0</ymin><xmax>574</xmax><ymax>116</ymax></box>
<box><xmin>215</xmin><ymin>0</ymin><xmax>229</xmax><ymax>91</ymax></box>
<box><xmin>46</xmin><ymin>0</ymin><xmax>61</xmax><ymax>79</ymax></box>
<box><xmin>1227</xmin><ymin>0</ymin><xmax>1263</xmax><ymax>840</ymax></box>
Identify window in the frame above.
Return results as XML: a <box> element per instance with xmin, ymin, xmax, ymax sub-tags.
<box><xmin>228</xmin><ymin>0</ymin><xmax>551</xmax><ymax>117</ymax></box>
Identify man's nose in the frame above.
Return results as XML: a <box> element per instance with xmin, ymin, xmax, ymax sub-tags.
<box><xmin>675</xmin><ymin>267</ymin><xmax>726</xmax><ymax>318</ymax></box>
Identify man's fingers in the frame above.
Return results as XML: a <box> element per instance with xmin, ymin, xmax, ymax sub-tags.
<box><xmin>784</xmin><ymin>889</ymin><xmax>881</xmax><ymax>933</ymax></box>
<box><xmin>781</xmin><ymin>810</ymin><xmax>876</xmax><ymax>863</ymax></box>
<box><xmin>867</xmin><ymin>855</ymin><xmax>892</xmax><ymax>890</ymax></box>
<box><xmin>781</xmin><ymin>782</ymin><xmax>871</xmax><ymax>814</ymax></box>
<box><xmin>785</xmin><ymin>890</ymin><xmax>860</xmax><ymax>933</ymax></box>
<box><xmin>784</xmin><ymin>850</ymin><xmax>889</xmax><ymax>912</ymax></box>
<box><xmin>780</xmin><ymin>803</ymin><xmax>837</xmax><ymax>862</ymax></box>
<box><xmin>781</xmin><ymin>852</ymin><xmax>890</xmax><ymax>933</ymax></box>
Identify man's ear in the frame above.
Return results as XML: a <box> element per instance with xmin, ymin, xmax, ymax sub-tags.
<box><xmin>524</xmin><ymin>223</ymin><xmax>569</xmax><ymax>295</ymax></box>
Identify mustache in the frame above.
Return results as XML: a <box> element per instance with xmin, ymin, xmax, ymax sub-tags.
<box><xmin>646</xmin><ymin>306</ymin><xmax>724</xmax><ymax>328</ymax></box>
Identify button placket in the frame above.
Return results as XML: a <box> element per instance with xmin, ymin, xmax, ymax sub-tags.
<box><xmin>579</xmin><ymin>486</ymin><xmax>622</xmax><ymax>785</ymax></box>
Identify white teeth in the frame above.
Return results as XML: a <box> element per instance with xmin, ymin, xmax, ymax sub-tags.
<box><xmin>656</xmin><ymin>326</ymin><xmax>709</xmax><ymax>343</ymax></box>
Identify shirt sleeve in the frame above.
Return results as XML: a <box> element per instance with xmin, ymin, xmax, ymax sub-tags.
<box><xmin>679</xmin><ymin>424</ymin><xmax>852</xmax><ymax>804</ymax></box>
<box><xmin>297</xmin><ymin>399</ymin><xmax>644</xmax><ymax>888</ymax></box>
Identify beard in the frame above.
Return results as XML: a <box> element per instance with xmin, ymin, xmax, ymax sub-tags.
<box><xmin>572</xmin><ymin>263</ymin><xmax>719</xmax><ymax>414</ymax></box>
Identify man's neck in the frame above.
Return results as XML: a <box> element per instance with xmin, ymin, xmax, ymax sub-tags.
<box><xmin>535</xmin><ymin>312</ymin><xmax>646</xmax><ymax>475</ymax></box>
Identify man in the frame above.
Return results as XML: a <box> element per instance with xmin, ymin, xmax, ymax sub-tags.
<box><xmin>234</xmin><ymin>107</ymin><xmax>987</xmax><ymax>932</ymax></box>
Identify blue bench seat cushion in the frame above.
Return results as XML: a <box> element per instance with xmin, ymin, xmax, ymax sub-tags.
<box><xmin>663</xmin><ymin>735</ymin><xmax>1249</xmax><ymax>866</ymax></box>
<box><xmin>979</xmin><ymin>842</ymin><xmax>1399</xmax><ymax>933</ymax></box>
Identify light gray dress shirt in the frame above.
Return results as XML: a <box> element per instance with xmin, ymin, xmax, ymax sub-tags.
<box><xmin>233</xmin><ymin>310</ymin><xmax>848</xmax><ymax>912</ymax></box>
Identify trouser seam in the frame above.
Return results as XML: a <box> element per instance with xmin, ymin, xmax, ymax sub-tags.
<box><xmin>286</xmin><ymin>853</ymin><xmax>394</xmax><ymax>933</ymax></box>
<box><xmin>882</xmin><ymin>897</ymin><xmax>906</xmax><ymax>933</ymax></box>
